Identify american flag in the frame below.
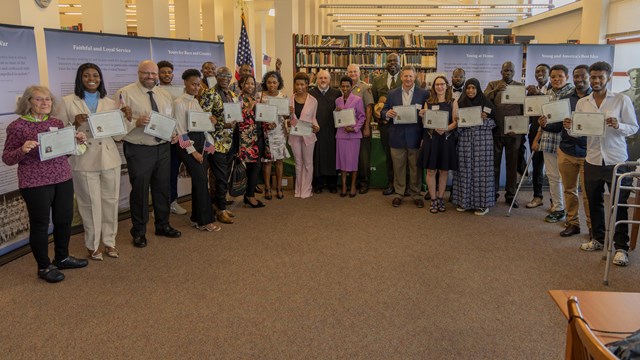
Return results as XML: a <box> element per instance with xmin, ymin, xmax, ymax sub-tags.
<box><xmin>234</xmin><ymin>12</ymin><xmax>254</xmax><ymax>80</ymax></box>
<box><xmin>262</xmin><ymin>54</ymin><xmax>272</xmax><ymax>66</ymax></box>
<box><xmin>178</xmin><ymin>133</ymin><xmax>191</xmax><ymax>149</ymax></box>
<box><xmin>203</xmin><ymin>132</ymin><xmax>215</xmax><ymax>154</ymax></box>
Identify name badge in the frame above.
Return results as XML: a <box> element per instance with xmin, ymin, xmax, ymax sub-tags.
<box><xmin>483</xmin><ymin>106</ymin><xmax>492</xmax><ymax>114</ymax></box>
<box><xmin>432</xmin><ymin>105</ymin><xmax>440</xmax><ymax>111</ymax></box>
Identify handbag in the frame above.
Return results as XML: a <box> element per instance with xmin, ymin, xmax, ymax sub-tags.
<box><xmin>228</xmin><ymin>158</ymin><xmax>247</xmax><ymax>197</ymax></box>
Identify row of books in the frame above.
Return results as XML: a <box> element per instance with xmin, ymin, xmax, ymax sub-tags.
<box><xmin>60</xmin><ymin>24</ymin><xmax>83</xmax><ymax>31</ymax></box>
<box><xmin>348</xmin><ymin>34</ymin><xmax>402</xmax><ymax>48</ymax></box>
<box><xmin>294</xmin><ymin>34</ymin><xmax>347</xmax><ymax>47</ymax></box>
<box><xmin>456</xmin><ymin>34</ymin><xmax>519</xmax><ymax>44</ymax></box>
<box><xmin>400</xmin><ymin>54</ymin><xmax>436</xmax><ymax>68</ymax></box>
<box><xmin>404</xmin><ymin>35</ymin><xmax>455</xmax><ymax>48</ymax></box>
<box><xmin>297</xmin><ymin>52</ymin><xmax>436</xmax><ymax>69</ymax></box>
<box><xmin>295</xmin><ymin>52</ymin><xmax>350</xmax><ymax>68</ymax></box>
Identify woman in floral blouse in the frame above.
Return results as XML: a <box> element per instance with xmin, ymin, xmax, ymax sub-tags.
<box><xmin>238</xmin><ymin>74</ymin><xmax>266</xmax><ymax>208</ymax></box>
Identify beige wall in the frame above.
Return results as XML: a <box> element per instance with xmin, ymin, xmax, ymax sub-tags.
<box><xmin>608</xmin><ymin>0</ymin><xmax>640</xmax><ymax>36</ymax></box>
<box><xmin>512</xmin><ymin>8</ymin><xmax>582</xmax><ymax>44</ymax></box>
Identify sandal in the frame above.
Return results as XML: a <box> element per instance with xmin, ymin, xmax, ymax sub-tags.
<box><xmin>105</xmin><ymin>246</ymin><xmax>119</xmax><ymax>258</ymax></box>
<box><xmin>198</xmin><ymin>223</ymin><xmax>222</xmax><ymax>232</ymax></box>
<box><xmin>430</xmin><ymin>200</ymin><xmax>438</xmax><ymax>214</ymax></box>
<box><xmin>264</xmin><ymin>189</ymin><xmax>272</xmax><ymax>200</ymax></box>
<box><xmin>88</xmin><ymin>249</ymin><xmax>103</xmax><ymax>261</ymax></box>
<box><xmin>437</xmin><ymin>198</ymin><xmax>446</xmax><ymax>212</ymax></box>
<box><xmin>276</xmin><ymin>188</ymin><xmax>284</xmax><ymax>200</ymax></box>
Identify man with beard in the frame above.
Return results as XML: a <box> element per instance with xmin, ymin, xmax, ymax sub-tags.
<box><xmin>524</xmin><ymin>63</ymin><xmax>551</xmax><ymax>209</ymax></box>
<box><xmin>309</xmin><ymin>70</ymin><xmax>341</xmax><ymax>193</ymax></box>
<box><xmin>484</xmin><ymin>61</ymin><xmax>524</xmax><ymax>207</ymax></box>
<box><xmin>451</xmin><ymin>68</ymin><xmax>465</xmax><ymax>101</ymax></box>
<box><xmin>372</xmin><ymin>53</ymin><xmax>402</xmax><ymax>195</ymax></box>
<box><xmin>346</xmin><ymin>64</ymin><xmax>374</xmax><ymax>194</ymax></box>
<box><xmin>569</xmin><ymin>62</ymin><xmax>638</xmax><ymax>266</ymax></box>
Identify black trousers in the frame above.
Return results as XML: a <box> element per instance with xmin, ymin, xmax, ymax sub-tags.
<box><xmin>494</xmin><ymin>135</ymin><xmax>522</xmax><ymax>199</ymax></box>
<box><xmin>208</xmin><ymin>151</ymin><xmax>229</xmax><ymax>211</ymax></box>
<box><xmin>21</xmin><ymin>179</ymin><xmax>74</xmax><ymax>269</ymax></box>
<box><xmin>170</xmin><ymin>143</ymin><xmax>182</xmax><ymax>203</ymax></box>
<box><xmin>585</xmin><ymin>162</ymin><xmax>632</xmax><ymax>250</ymax></box>
<box><xmin>378</xmin><ymin>121</ymin><xmax>394</xmax><ymax>187</ymax></box>
<box><xmin>358</xmin><ymin>136</ymin><xmax>371</xmax><ymax>186</ymax></box>
<box><xmin>123</xmin><ymin>142</ymin><xmax>171</xmax><ymax>236</ymax></box>
<box><xmin>528</xmin><ymin>120</ymin><xmax>544</xmax><ymax>199</ymax></box>
<box><xmin>245</xmin><ymin>161</ymin><xmax>262</xmax><ymax>197</ymax></box>
<box><xmin>175</xmin><ymin>137</ymin><xmax>214</xmax><ymax>226</ymax></box>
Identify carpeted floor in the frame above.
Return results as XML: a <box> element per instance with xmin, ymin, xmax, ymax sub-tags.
<box><xmin>1</xmin><ymin>190</ymin><xmax>639</xmax><ymax>359</ymax></box>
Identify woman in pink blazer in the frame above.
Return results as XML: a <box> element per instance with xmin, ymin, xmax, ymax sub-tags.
<box><xmin>334</xmin><ymin>76</ymin><xmax>365</xmax><ymax>197</ymax></box>
<box><xmin>288</xmin><ymin>72</ymin><xmax>319</xmax><ymax>198</ymax></box>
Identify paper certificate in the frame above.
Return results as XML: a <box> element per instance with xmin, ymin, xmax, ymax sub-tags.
<box><xmin>425</xmin><ymin>72</ymin><xmax>447</xmax><ymax>89</ymax></box>
<box><xmin>333</xmin><ymin>108</ymin><xmax>356</xmax><ymax>128</ymax></box>
<box><xmin>206</xmin><ymin>76</ymin><xmax>217</xmax><ymax>88</ymax></box>
<box><xmin>187</xmin><ymin>111</ymin><xmax>213</xmax><ymax>132</ymax></box>
<box><xmin>504</xmin><ymin>116</ymin><xmax>529</xmax><ymax>135</ymax></box>
<box><xmin>162</xmin><ymin>85</ymin><xmax>184</xmax><ymax>99</ymax></box>
<box><xmin>223</xmin><ymin>102</ymin><xmax>243</xmax><ymax>123</ymax></box>
<box><xmin>289</xmin><ymin>120</ymin><xmax>313</xmax><ymax>136</ymax></box>
<box><xmin>255</xmin><ymin>103</ymin><xmax>278</xmax><ymax>123</ymax></box>
<box><xmin>267</xmin><ymin>97</ymin><xmax>289</xmax><ymax>115</ymax></box>
<box><xmin>572</xmin><ymin>112</ymin><xmax>605</xmax><ymax>136</ymax></box>
<box><xmin>393</xmin><ymin>105</ymin><xmax>418</xmax><ymax>124</ymax></box>
<box><xmin>88</xmin><ymin>110</ymin><xmax>127</xmax><ymax>139</ymax></box>
<box><xmin>38</xmin><ymin>126</ymin><xmax>76</xmax><ymax>161</ymax></box>
<box><xmin>501</xmin><ymin>85</ymin><xmax>526</xmax><ymax>104</ymax></box>
<box><xmin>524</xmin><ymin>95</ymin><xmax>551</xmax><ymax>116</ymax></box>
<box><xmin>145</xmin><ymin>111</ymin><xmax>176</xmax><ymax>141</ymax></box>
<box><xmin>423</xmin><ymin>110</ymin><xmax>449</xmax><ymax>129</ymax></box>
<box><xmin>541</xmin><ymin>99</ymin><xmax>571</xmax><ymax>124</ymax></box>
<box><xmin>457</xmin><ymin>106</ymin><xmax>483</xmax><ymax>127</ymax></box>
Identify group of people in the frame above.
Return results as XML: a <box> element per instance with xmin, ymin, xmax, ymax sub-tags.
<box><xmin>3</xmin><ymin>54</ymin><xmax>639</xmax><ymax>283</ymax></box>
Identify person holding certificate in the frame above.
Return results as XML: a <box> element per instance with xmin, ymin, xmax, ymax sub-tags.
<box><xmin>2</xmin><ymin>86</ymin><xmax>89</xmax><ymax>282</ymax></box>
<box><xmin>259</xmin><ymin>71</ymin><xmax>290</xmax><ymax>200</ymax></box>
<box><xmin>335</xmin><ymin>76</ymin><xmax>366</xmax><ymax>197</ymax></box>
<box><xmin>531</xmin><ymin>65</ymin><xmax>575</xmax><ymax>224</ymax></box>
<box><xmin>238</xmin><ymin>74</ymin><xmax>266</xmax><ymax>208</ymax></box>
<box><xmin>452</xmin><ymin>79</ymin><xmax>496</xmax><ymax>216</ymax></box>
<box><xmin>288</xmin><ymin>72</ymin><xmax>320</xmax><ymax>199</ymax></box>
<box><xmin>172</xmin><ymin>69</ymin><xmax>221</xmax><ymax>232</ymax></box>
<box><xmin>57</xmin><ymin>63</ymin><xmax>133</xmax><ymax>260</ymax></box>
<box><xmin>381</xmin><ymin>65</ymin><xmax>429</xmax><ymax>208</ymax></box>
<box><xmin>419</xmin><ymin>76</ymin><xmax>458</xmax><ymax>213</ymax></box>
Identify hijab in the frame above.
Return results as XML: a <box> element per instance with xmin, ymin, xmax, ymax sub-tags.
<box><xmin>457</xmin><ymin>78</ymin><xmax>494</xmax><ymax>113</ymax></box>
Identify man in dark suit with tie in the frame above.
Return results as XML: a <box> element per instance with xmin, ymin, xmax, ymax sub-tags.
<box><xmin>380</xmin><ymin>65</ymin><xmax>429</xmax><ymax>208</ymax></box>
<box><xmin>371</xmin><ymin>53</ymin><xmax>401</xmax><ymax>195</ymax></box>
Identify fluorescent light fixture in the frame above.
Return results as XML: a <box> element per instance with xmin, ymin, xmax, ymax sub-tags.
<box><xmin>329</xmin><ymin>13</ymin><xmax>526</xmax><ymax>18</ymax></box>
<box><xmin>126</xmin><ymin>9</ymin><xmax>136</xmax><ymax>13</ymax></box>
<box><xmin>333</xmin><ymin>19</ymin><xmax>512</xmax><ymax>24</ymax></box>
<box><xmin>430</xmin><ymin>13</ymin><xmax>526</xmax><ymax>17</ymax></box>
<box><xmin>320</xmin><ymin>4</ymin><xmax>552</xmax><ymax>9</ymax></box>
<box><xmin>58</xmin><ymin>4</ymin><xmax>70</xmax><ymax>7</ymax></box>
<box><xmin>126</xmin><ymin>19</ymin><xmax>136</xmax><ymax>22</ymax></box>
<box><xmin>330</xmin><ymin>13</ymin><xmax>424</xmax><ymax>17</ymax></box>
<box><xmin>339</xmin><ymin>25</ymin><xmax>488</xmax><ymax>29</ymax></box>
<box><xmin>62</xmin><ymin>12</ymin><xmax>82</xmax><ymax>15</ymax></box>
<box><xmin>126</xmin><ymin>4</ymin><xmax>136</xmax><ymax>8</ymax></box>
<box><xmin>268</xmin><ymin>8</ymin><xmax>275</xmax><ymax>17</ymax></box>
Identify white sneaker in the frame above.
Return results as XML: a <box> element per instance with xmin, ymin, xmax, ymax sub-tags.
<box><xmin>474</xmin><ymin>208</ymin><xmax>489</xmax><ymax>216</ymax></box>
<box><xmin>170</xmin><ymin>200</ymin><xmax>187</xmax><ymax>215</ymax></box>
<box><xmin>613</xmin><ymin>250</ymin><xmax>629</xmax><ymax>267</ymax></box>
<box><xmin>456</xmin><ymin>206</ymin><xmax>467</xmax><ymax>212</ymax></box>
<box><xmin>579</xmin><ymin>239</ymin><xmax>604</xmax><ymax>251</ymax></box>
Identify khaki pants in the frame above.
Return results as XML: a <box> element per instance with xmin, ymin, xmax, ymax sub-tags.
<box><xmin>390</xmin><ymin>147</ymin><xmax>421</xmax><ymax>200</ymax></box>
<box><xmin>557</xmin><ymin>148</ymin><xmax>591</xmax><ymax>229</ymax></box>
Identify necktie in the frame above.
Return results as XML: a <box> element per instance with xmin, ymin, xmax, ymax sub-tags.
<box><xmin>390</xmin><ymin>75</ymin><xmax>396</xmax><ymax>89</ymax></box>
<box><xmin>147</xmin><ymin>91</ymin><xmax>161</xmax><ymax>142</ymax></box>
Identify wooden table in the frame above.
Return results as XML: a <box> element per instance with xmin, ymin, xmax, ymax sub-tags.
<box><xmin>549</xmin><ymin>289</ymin><xmax>640</xmax><ymax>343</ymax></box>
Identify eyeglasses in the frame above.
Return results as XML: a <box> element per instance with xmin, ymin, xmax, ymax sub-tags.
<box><xmin>138</xmin><ymin>71</ymin><xmax>158</xmax><ymax>76</ymax></box>
<box><xmin>217</xmin><ymin>74</ymin><xmax>233</xmax><ymax>79</ymax></box>
<box><xmin>31</xmin><ymin>97</ymin><xmax>52</xmax><ymax>103</ymax></box>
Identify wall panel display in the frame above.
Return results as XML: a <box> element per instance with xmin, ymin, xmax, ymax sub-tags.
<box><xmin>525</xmin><ymin>44</ymin><xmax>614</xmax><ymax>85</ymax></box>
<box><xmin>150</xmin><ymin>37</ymin><xmax>226</xmax><ymax>79</ymax></box>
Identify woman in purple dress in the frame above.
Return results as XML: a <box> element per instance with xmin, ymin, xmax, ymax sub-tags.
<box><xmin>334</xmin><ymin>76</ymin><xmax>365</xmax><ymax>197</ymax></box>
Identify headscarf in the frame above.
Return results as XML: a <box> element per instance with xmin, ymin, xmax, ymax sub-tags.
<box><xmin>457</xmin><ymin>78</ymin><xmax>494</xmax><ymax>113</ymax></box>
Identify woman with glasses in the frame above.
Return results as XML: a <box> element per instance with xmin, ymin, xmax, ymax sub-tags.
<box><xmin>2</xmin><ymin>86</ymin><xmax>89</xmax><ymax>283</ymax></box>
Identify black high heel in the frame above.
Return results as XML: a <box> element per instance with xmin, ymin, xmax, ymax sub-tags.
<box><xmin>244</xmin><ymin>196</ymin><xmax>265</xmax><ymax>208</ymax></box>
<box><xmin>276</xmin><ymin>188</ymin><xmax>284</xmax><ymax>199</ymax></box>
<box><xmin>264</xmin><ymin>189</ymin><xmax>272</xmax><ymax>200</ymax></box>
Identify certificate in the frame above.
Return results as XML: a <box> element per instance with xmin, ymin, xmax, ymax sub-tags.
<box><xmin>187</xmin><ymin>111</ymin><xmax>213</xmax><ymax>132</ymax></box>
<box><xmin>393</xmin><ymin>105</ymin><xmax>417</xmax><ymax>124</ymax></box>
<box><xmin>423</xmin><ymin>110</ymin><xmax>449</xmax><ymax>129</ymax></box>
<box><xmin>290</xmin><ymin>120</ymin><xmax>313</xmax><ymax>136</ymax></box>
<box><xmin>501</xmin><ymin>85</ymin><xmax>526</xmax><ymax>104</ymax></box>
<box><xmin>572</xmin><ymin>112</ymin><xmax>605</xmax><ymax>136</ymax></box>
<box><xmin>206</xmin><ymin>76</ymin><xmax>217</xmax><ymax>88</ymax></box>
<box><xmin>267</xmin><ymin>97</ymin><xmax>289</xmax><ymax>115</ymax></box>
<box><xmin>504</xmin><ymin>116</ymin><xmax>529</xmax><ymax>135</ymax></box>
<box><xmin>161</xmin><ymin>85</ymin><xmax>184</xmax><ymax>99</ymax></box>
<box><xmin>457</xmin><ymin>106</ymin><xmax>483</xmax><ymax>127</ymax></box>
<box><xmin>255</xmin><ymin>103</ymin><xmax>278</xmax><ymax>123</ymax></box>
<box><xmin>425</xmin><ymin>72</ymin><xmax>447</xmax><ymax>89</ymax></box>
<box><xmin>145</xmin><ymin>111</ymin><xmax>176</xmax><ymax>141</ymax></box>
<box><xmin>223</xmin><ymin>102</ymin><xmax>243</xmax><ymax>123</ymax></box>
<box><xmin>38</xmin><ymin>126</ymin><xmax>76</xmax><ymax>161</ymax></box>
<box><xmin>524</xmin><ymin>95</ymin><xmax>551</xmax><ymax>116</ymax></box>
<box><xmin>88</xmin><ymin>110</ymin><xmax>127</xmax><ymax>139</ymax></box>
<box><xmin>333</xmin><ymin>108</ymin><xmax>356</xmax><ymax>128</ymax></box>
<box><xmin>541</xmin><ymin>99</ymin><xmax>571</xmax><ymax>124</ymax></box>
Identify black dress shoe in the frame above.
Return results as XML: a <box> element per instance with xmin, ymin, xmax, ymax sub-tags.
<box><xmin>38</xmin><ymin>265</ymin><xmax>65</xmax><ymax>283</ymax></box>
<box><xmin>560</xmin><ymin>224</ymin><xmax>581</xmax><ymax>237</ymax></box>
<box><xmin>155</xmin><ymin>226</ymin><xmax>182</xmax><ymax>238</ymax></box>
<box><xmin>254</xmin><ymin>186</ymin><xmax>263</xmax><ymax>194</ymax></box>
<box><xmin>506</xmin><ymin>198</ymin><xmax>519</xmax><ymax>208</ymax></box>
<box><xmin>328</xmin><ymin>187</ymin><xmax>338</xmax><ymax>194</ymax></box>
<box><xmin>392</xmin><ymin>198</ymin><xmax>402</xmax><ymax>207</ymax></box>
<box><xmin>133</xmin><ymin>235</ymin><xmax>147</xmax><ymax>248</ymax></box>
<box><xmin>52</xmin><ymin>256</ymin><xmax>88</xmax><ymax>270</ymax></box>
<box><xmin>383</xmin><ymin>187</ymin><xmax>395</xmax><ymax>196</ymax></box>
<box><xmin>313</xmin><ymin>187</ymin><xmax>323</xmax><ymax>194</ymax></box>
<box><xmin>244</xmin><ymin>197</ymin><xmax>266</xmax><ymax>208</ymax></box>
<box><xmin>424</xmin><ymin>192</ymin><xmax>431</xmax><ymax>200</ymax></box>
<box><xmin>359</xmin><ymin>185</ymin><xmax>369</xmax><ymax>194</ymax></box>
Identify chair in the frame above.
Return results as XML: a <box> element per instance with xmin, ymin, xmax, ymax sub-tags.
<box><xmin>565</xmin><ymin>296</ymin><xmax>618</xmax><ymax>360</ymax></box>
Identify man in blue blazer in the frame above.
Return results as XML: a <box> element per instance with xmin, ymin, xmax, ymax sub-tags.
<box><xmin>381</xmin><ymin>65</ymin><xmax>429</xmax><ymax>208</ymax></box>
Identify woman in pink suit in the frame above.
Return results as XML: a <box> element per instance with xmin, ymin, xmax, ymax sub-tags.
<box><xmin>334</xmin><ymin>76</ymin><xmax>365</xmax><ymax>197</ymax></box>
<box><xmin>288</xmin><ymin>72</ymin><xmax>319</xmax><ymax>199</ymax></box>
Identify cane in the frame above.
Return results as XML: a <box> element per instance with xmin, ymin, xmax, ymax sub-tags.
<box><xmin>507</xmin><ymin>150</ymin><xmax>535</xmax><ymax>217</ymax></box>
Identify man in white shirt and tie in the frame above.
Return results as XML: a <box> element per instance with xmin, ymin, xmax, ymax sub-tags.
<box><xmin>565</xmin><ymin>61</ymin><xmax>639</xmax><ymax>266</ymax></box>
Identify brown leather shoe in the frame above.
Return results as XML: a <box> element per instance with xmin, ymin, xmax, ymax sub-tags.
<box><xmin>217</xmin><ymin>210</ymin><xmax>234</xmax><ymax>224</ymax></box>
<box><xmin>560</xmin><ymin>224</ymin><xmax>580</xmax><ymax>237</ymax></box>
<box><xmin>392</xmin><ymin>198</ymin><xmax>402</xmax><ymax>207</ymax></box>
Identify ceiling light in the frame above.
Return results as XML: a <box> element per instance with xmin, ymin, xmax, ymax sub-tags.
<box><xmin>333</xmin><ymin>19</ymin><xmax>512</xmax><ymax>24</ymax></box>
<box><xmin>268</xmin><ymin>8</ymin><xmax>275</xmax><ymax>17</ymax></box>
<box><xmin>329</xmin><ymin>13</ymin><xmax>526</xmax><ymax>18</ymax></box>
<box><xmin>61</xmin><ymin>12</ymin><xmax>82</xmax><ymax>15</ymax></box>
<box><xmin>58</xmin><ymin>4</ymin><xmax>70</xmax><ymax>7</ymax></box>
<box><xmin>329</xmin><ymin>13</ymin><xmax>425</xmax><ymax>17</ymax></box>
<box><xmin>339</xmin><ymin>25</ymin><xmax>488</xmax><ymax>29</ymax></box>
<box><xmin>320</xmin><ymin>4</ymin><xmax>552</xmax><ymax>10</ymax></box>
<box><xmin>126</xmin><ymin>9</ymin><xmax>136</xmax><ymax>13</ymax></box>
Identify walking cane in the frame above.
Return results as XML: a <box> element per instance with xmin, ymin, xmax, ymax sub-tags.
<box><xmin>507</xmin><ymin>150</ymin><xmax>535</xmax><ymax>217</ymax></box>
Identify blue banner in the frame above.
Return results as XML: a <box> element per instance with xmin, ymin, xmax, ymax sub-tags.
<box><xmin>150</xmin><ymin>37</ymin><xmax>225</xmax><ymax>81</ymax></box>
<box><xmin>0</xmin><ymin>25</ymin><xmax>40</xmax><ymax>257</ymax></box>
<box><xmin>525</xmin><ymin>44</ymin><xmax>615</xmax><ymax>85</ymax></box>
<box><xmin>436</xmin><ymin>44</ymin><xmax>523</xmax><ymax>90</ymax></box>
